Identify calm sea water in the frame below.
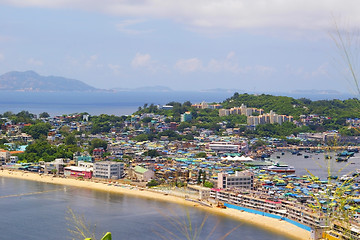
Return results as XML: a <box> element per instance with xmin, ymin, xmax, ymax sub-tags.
<box><xmin>0</xmin><ymin>91</ymin><xmax>234</xmax><ymax>116</ymax></box>
<box><xmin>271</xmin><ymin>151</ymin><xmax>360</xmax><ymax>179</ymax></box>
<box><xmin>0</xmin><ymin>177</ymin><xmax>290</xmax><ymax>240</ymax></box>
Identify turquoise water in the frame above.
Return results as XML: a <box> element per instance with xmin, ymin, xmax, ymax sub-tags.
<box><xmin>0</xmin><ymin>177</ymin><xmax>290</xmax><ymax>240</ymax></box>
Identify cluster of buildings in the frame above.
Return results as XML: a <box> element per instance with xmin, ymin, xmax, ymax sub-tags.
<box><xmin>207</xmin><ymin>165</ymin><xmax>360</xmax><ymax>240</ymax></box>
<box><xmin>2</xmin><ymin>109</ymin><xmax>360</xmax><ymax>239</ymax></box>
<box><xmin>219</xmin><ymin>104</ymin><xmax>264</xmax><ymax>117</ymax></box>
<box><xmin>191</xmin><ymin>101</ymin><xmax>222</xmax><ymax>109</ymax></box>
<box><xmin>247</xmin><ymin>110</ymin><xmax>294</xmax><ymax>128</ymax></box>
<box><xmin>347</xmin><ymin>118</ymin><xmax>360</xmax><ymax>128</ymax></box>
<box><xmin>218</xmin><ymin>104</ymin><xmax>293</xmax><ymax>127</ymax></box>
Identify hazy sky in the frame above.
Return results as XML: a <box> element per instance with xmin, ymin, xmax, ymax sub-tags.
<box><xmin>1</xmin><ymin>0</ymin><xmax>360</xmax><ymax>93</ymax></box>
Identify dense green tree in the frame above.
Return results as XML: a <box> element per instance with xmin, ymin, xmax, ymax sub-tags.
<box><xmin>88</xmin><ymin>138</ymin><xmax>108</xmax><ymax>153</ymax></box>
<box><xmin>143</xmin><ymin>149</ymin><xmax>161</xmax><ymax>158</ymax></box>
<box><xmin>22</xmin><ymin>122</ymin><xmax>51</xmax><ymax>139</ymax></box>
<box><xmin>147</xmin><ymin>179</ymin><xmax>159</xmax><ymax>187</ymax></box>
<box><xmin>339</xmin><ymin>127</ymin><xmax>360</xmax><ymax>136</ymax></box>
<box><xmin>64</xmin><ymin>134</ymin><xmax>77</xmax><ymax>145</ymax></box>
<box><xmin>39</xmin><ymin>112</ymin><xmax>50</xmax><ymax>118</ymax></box>
<box><xmin>141</xmin><ymin>117</ymin><xmax>153</xmax><ymax>123</ymax></box>
<box><xmin>195</xmin><ymin>152</ymin><xmax>207</xmax><ymax>158</ymax></box>
<box><xmin>203</xmin><ymin>181</ymin><xmax>214</xmax><ymax>188</ymax></box>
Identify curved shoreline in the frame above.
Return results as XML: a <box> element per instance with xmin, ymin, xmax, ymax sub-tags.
<box><xmin>0</xmin><ymin>170</ymin><xmax>310</xmax><ymax>240</ymax></box>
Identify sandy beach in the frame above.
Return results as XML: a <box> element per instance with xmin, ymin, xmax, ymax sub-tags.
<box><xmin>0</xmin><ymin>169</ymin><xmax>310</xmax><ymax>240</ymax></box>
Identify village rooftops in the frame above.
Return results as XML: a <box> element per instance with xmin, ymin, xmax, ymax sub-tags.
<box><xmin>134</xmin><ymin>165</ymin><xmax>149</xmax><ymax>174</ymax></box>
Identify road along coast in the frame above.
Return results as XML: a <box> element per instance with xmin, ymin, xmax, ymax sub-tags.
<box><xmin>0</xmin><ymin>169</ymin><xmax>310</xmax><ymax>240</ymax></box>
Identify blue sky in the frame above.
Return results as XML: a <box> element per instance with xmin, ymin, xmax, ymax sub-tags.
<box><xmin>0</xmin><ymin>0</ymin><xmax>359</xmax><ymax>93</ymax></box>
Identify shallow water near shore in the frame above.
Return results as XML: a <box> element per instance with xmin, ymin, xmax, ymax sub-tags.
<box><xmin>272</xmin><ymin>151</ymin><xmax>360</xmax><ymax>178</ymax></box>
<box><xmin>0</xmin><ymin>177</ymin><xmax>290</xmax><ymax>240</ymax></box>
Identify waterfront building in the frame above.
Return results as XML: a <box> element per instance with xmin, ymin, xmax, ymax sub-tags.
<box><xmin>0</xmin><ymin>149</ymin><xmax>10</xmax><ymax>163</ymax></box>
<box><xmin>93</xmin><ymin>161</ymin><xmax>124</xmax><ymax>179</ymax></box>
<box><xmin>187</xmin><ymin>185</ymin><xmax>211</xmax><ymax>200</ymax></box>
<box><xmin>210</xmin><ymin>188</ymin><xmax>327</xmax><ymax>239</ymax></box>
<box><xmin>323</xmin><ymin>221</ymin><xmax>360</xmax><ymax>240</ymax></box>
<box><xmin>10</xmin><ymin>156</ymin><xmax>18</xmax><ymax>164</ymax></box>
<box><xmin>64</xmin><ymin>166</ymin><xmax>93</xmax><ymax>179</ymax></box>
<box><xmin>77</xmin><ymin>161</ymin><xmax>93</xmax><ymax>168</ymax></box>
<box><xmin>217</xmin><ymin>171</ymin><xmax>254</xmax><ymax>189</ymax></box>
<box><xmin>131</xmin><ymin>165</ymin><xmax>155</xmax><ymax>181</ymax></box>
<box><xmin>44</xmin><ymin>158</ymin><xmax>67</xmax><ymax>175</ymax></box>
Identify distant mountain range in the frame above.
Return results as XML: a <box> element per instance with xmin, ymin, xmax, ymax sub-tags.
<box><xmin>0</xmin><ymin>71</ymin><xmax>351</xmax><ymax>98</ymax></box>
<box><xmin>0</xmin><ymin>71</ymin><xmax>98</xmax><ymax>92</ymax></box>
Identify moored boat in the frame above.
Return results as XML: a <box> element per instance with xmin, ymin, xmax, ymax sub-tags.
<box><xmin>336</xmin><ymin>157</ymin><xmax>348</xmax><ymax>162</ymax></box>
<box><xmin>266</xmin><ymin>163</ymin><xmax>295</xmax><ymax>173</ymax></box>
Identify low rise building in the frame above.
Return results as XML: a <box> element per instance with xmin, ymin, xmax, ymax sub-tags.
<box><xmin>64</xmin><ymin>166</ymin><xmax>93</xmax><ymax>179</ymax></box>
<box><xmin>93</xmin><ymin>161</ymin><xmax>124</xmax><ymax>179</ymax></box>
<box><xmin>44</xmin><ymin>158</ymin><xmax>66</xmax><ymax>175</ymax></box>
<box><xmin>208</xmin><ymin>142</ymin><xmax>240</xmax><ymax>153</ymax></box>
<box><xmin>217</xmin><ymin>170</ymin><xmax>254</xmax><ymax>189</ymax></box>
<box><xmin>0</xmin><ymin>149</ymin><xmax>10</xmax><ymax>163</ymax></box>
<box><xmin>131</xmin><ymin>165</ymin><xmax>155</xmax><ymax>182</ymax></box>
<box><xmin>10</xmin><ymin>156</ymin><xmax>18</xmax><ymax>164</ymax></box>
<box><xmin>181</xmin><ymin>112</ymin><xmax>192</xmax><ymax>122</ymax></box>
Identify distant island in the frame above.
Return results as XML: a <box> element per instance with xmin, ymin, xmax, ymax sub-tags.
<box><xmin>0</xmin><ymin>71</ymin><xmax>99</xmax><ymax>92</ymax></box>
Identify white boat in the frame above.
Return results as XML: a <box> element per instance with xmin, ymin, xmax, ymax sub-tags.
<box><xmin>267</xmin><ymin>163</ymin><xmax>295</xmax><ymax>173</ymax></box>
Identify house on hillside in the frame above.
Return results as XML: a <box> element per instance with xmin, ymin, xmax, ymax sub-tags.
<box><xmin>130</xmin><ymin>166</ymin><xmax>155</xmax><ymax>182</ymax></box>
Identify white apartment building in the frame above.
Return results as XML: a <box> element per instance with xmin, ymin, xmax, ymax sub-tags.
<box><xmin>10</xmin><ymin>156</ymin><xmax>18</xmax><ymax>164</ymax></box>
<box><xmin>247</xmin><ymin>110</ymin><xmax>293</xmax><ymax>127</ymax></box>
<box><xmin>217</xmin><ymin>171</ymin><xmax>254</xmax><ymax>189</ymax></box>
<box><xmin>93</xmin><ymin>161</ymin><xmax>124</xmax><ymax>179</ymax></box>
<box><xmin>219</xmin><ymin>109</ymin><xmax>230</xmax><ymax>117</ymax></box>
<box><xmin>208</xmin><ymin>142</ymin><xmax>241</xmax><ymax>153</ymax></box>
<box><xmin>0</xmin><ymin>149</ymin><xmax>10</xmax><ymax>162</ymax></box>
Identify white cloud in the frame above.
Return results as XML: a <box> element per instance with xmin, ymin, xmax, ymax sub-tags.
<box><xmin>132</xmin><ymin>53</ymin><xmax>151</xmax><ymax>68</ymax></box>
<box><xmin>207</xmin><ymin>51</ymin><xmax>242</xmax><ymax>73</ymax></box>
<box><xmin>175</xmin><ymin>58</ymin><xmax>203</xmax><ymax>72</ymax></box>
<box><xmin>85</xmin><ymin>54</ymin><xmax>98</xmax><ymax>67</ymax></box>
<box><xmin>131</xmin><ymin>53</ymin><xmax>162</xmax><ymax>72</ymax></box>
<box><xmin>285</xmin><ymin>63</ymin><xmax>329</xmax><ymax>79</ymax></box>
<box><xmin>108</xmin><ymin>63</ymin><xmax>121</xmax><ymax>74</ymax></box>
<box><xmin>310</xmin><ymin>63</ymin><xmax>329</xmax><ymax>77</ymax></box>
<box><xmin>27</xmin><ymin>58</ymin><xmax>43</xmax><ymax>66</ymax></box>
<box><xmin>2</xmin><ymin>0</ymin><xmax>360</xmax><ymax>32</ymax></box>
<box><xmin>175</xmin><ymin>52</ymin><xmax>275</xmax><ymax>75</ymax></box>
<box><xmin>116</xmin><ymin>19</ymin><xmax>153</xmax><ymax>35</ymax></box>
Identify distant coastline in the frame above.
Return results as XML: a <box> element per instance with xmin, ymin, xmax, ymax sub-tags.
<box><xmin>0</xmin><ymin>169</ymin><xmax>309</xmax><ymax>240</ymax></box>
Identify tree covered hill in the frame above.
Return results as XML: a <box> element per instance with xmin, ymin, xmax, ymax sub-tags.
<box><xmin>222</xmin><ymin>93</ymin><xmax>306</xmax><ymax>116</ymax></box>
<box><xmin>222</xmin><ymin>93</ymin><xmax>360</xmax><ymax>119</ymax></box>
